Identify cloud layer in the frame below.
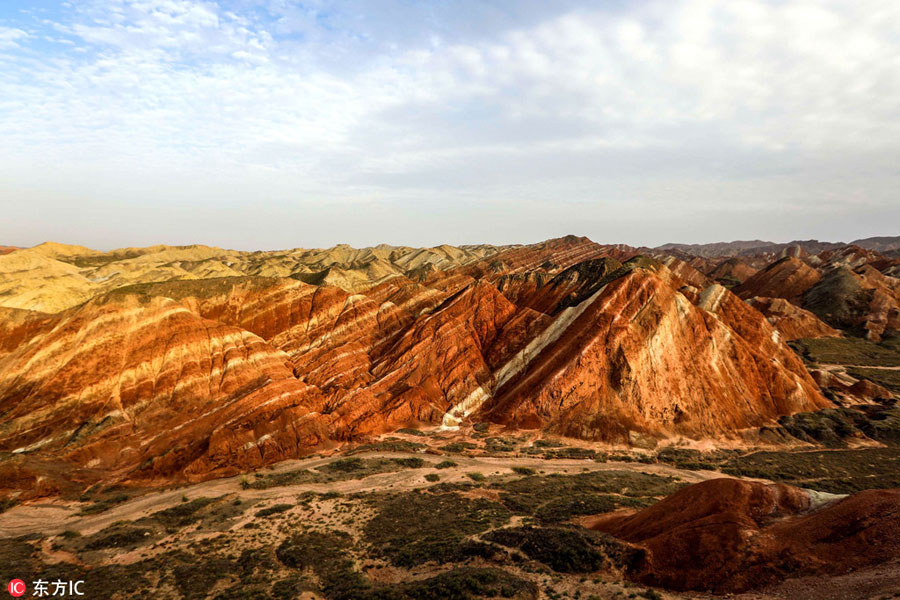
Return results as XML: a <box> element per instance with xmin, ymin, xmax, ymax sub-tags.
<box><xmin>1</xmin><ymin>0</ymin><xmax>898</xmax><ymax>249</ymax></box>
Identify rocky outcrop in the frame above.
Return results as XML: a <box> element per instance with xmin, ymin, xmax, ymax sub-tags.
<box><xmin>483</xmin><ymin>268</ymin><xmax>828</xmax><ymax>441</ymax></box>
<box><xmin>658</xmin><ymin>256</ymin><xmax>712</xmax><ymax>289</ymax></box>
<box><xmin>496</xmin><ymin>257</ymin><xmax>623</xmax><ymax>315</ymax></box>
<box><xmin>771</xmin><ymin>403</ymin><xmax>900</xmax><ymax>447</ymax></box>
<box><xmin>0</xmin><ymin>294</ymin><xmax>328</xmax><ymax>486</ymax></box>
<box><xmin>804</xmin><ymin>265</ymin><xmax>900</xmax><ymax>340</ymax></box>
<box><xmin>747</xmin><ymin>296</ymin><xmax>840</xmax><ymax>340</ymax></box>
<box><xmin>670</xmin><ymin>243</ymin><xmax>900</xmax><ymax>342</ymax></box>
<box><xmin>809</xmin><ymin>369</ymin><xmax>895</xmax><ymax>406</ymax></box>
<box><xmin>0</xmin><ymin>249</ymin><xmax>99</xmax><ymax>313</ymax></box>
<box><xmin>707</xmin><ymin>257</ymin><xmax>758</xmax><ymax>285</ymax></box>
<box><xmin>734</xmin><ymin>257</ymin><xmax>822</xmax><ymax>302</ymax></box>
<box><xmin>591</xmin><ymin>478</ymin><xmax>900</xmax><ymax>593</ymax></box>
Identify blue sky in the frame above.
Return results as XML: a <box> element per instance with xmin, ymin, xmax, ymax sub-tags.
<box><xmin>1</xmin><ymin>0</ymin><xmax>898</xmax><ymax>250</ymax></box>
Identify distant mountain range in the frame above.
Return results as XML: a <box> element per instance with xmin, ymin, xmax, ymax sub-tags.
<box><xmin>655</xmin><ymin>236</ymin><xmax>900</xmax><ymax>258</ymax></box>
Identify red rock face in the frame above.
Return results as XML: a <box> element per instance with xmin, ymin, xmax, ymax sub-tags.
<box><xmin>747</xmin><ymin>296</ymin><xmax>840</xmax><ymax>340</ymax></box>
<box><xmin>720</xmin><ymin>246</ymin><xmax>900</xmax><ymax>341</ymax></box>
<box><xmin>0</xmin><ymin>237</ymin><xmax>838</xmax><ymax>491</ymax></box>
<box><xmin>658</xmin><ymin>255</ymin><xmax>712</xmax><ymax>289</ymax></box>
<box><xmin>485</xmin><ymin>268</ymin><xmax>828</xmax><ymax>441</ymax></box>
<box><xmin>591</xmin><ymin>478</ymin><xmax>900</xmax><ymax>593</ymax></box>
<box><xmin>496</xmin><ymin>257</ymin><xmax>623</xmax><ymax>315</ymax></box>
<box><xmin>0</xmin><ymin>294</ymin><xmax>328</xmax><ymax>487</ymax></box>
<box><xmin>707</xmin><ymin>257</ymin><xmax>758</xmax><ymax>284</ymax></box>
<box><xmin>734</xmin><ymin>257</ymin><xmax>822</xmax><ymax>302</ymax></box>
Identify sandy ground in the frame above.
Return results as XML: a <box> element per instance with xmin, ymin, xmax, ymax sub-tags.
<box><xmin>3</xmin><ymin>442</ymin><xmax>897</xmax><ymax>600</ymax></box>
<box><xmin>0</xmin><ymin>452</ymin><xmax>721</xmax><ymax>537</ymax></box>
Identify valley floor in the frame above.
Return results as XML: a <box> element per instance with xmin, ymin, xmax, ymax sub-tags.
<box><xmin>2</xmin><ymin>427</ymin><xmax>899</xmax><ymax>600</ymax></box>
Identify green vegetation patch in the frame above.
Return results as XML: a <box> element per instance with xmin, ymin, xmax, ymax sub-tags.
<box><xmin>391</xmin><ymin>567</ymin><xmax>537</xmax><ymax>600</ymax></box>
<box><xmin>323</xmin><ymin>456</ymin><xmax>425</xmax><ymax>472</ymax></box>
<box><xmin>654</xmin><ymin>448</ymin><xmax>740</xmax><ymax>470</ymax></box>
<box><xmin>62</xmin><ymin>496</ymin><xmax>243</xmax><ymax>556</ymax></box>
<box><xmin>396</xmin><ymin>428</ymin><xmax>428</xmax><ymax>436</ymax></box>
<box><xmin>83</xmin><ymin>522</ymin><xmax>154</xmax><ymax>551</ymax></box>
<box><xmin>492</xmin><ymin>471</ymin><xmax>683</xmax><ymax>523</ymax></box>
<box><xmin>484</xmin><ymin>437</ymin><xmax>518</xmax><ymax>453</ymax></box>
<box><xmin>776</xmin><ymin>409</ymin><xmax>866</xmax><ymax>448</ymax></box>
<box><xmin>790</xmin><ymin>337</ymin><xmax>900</xmax><ymax>367</ymax></box>
<box><xmin>847</xmin><ymin>367</ymin><xmax>900</xmax><ymax>394</ymax></box>
<box><xmin>483</xmin><ymin>526</ymin><xmax>643</xmax><ymax>573</ymax></box>
<box><xmin>722</xmin><ymin>447</ymin><xmax>900</xmax><ymax>493</ymax></box>
<box><xmin>0</xmin><ymin>497</ymin><xmax>17</xmax><ymax>514</ymax></box>
<box><xmin>279</xmin><ymin>530</ymin><xmax>535</xmax><ymax>600</ymax></box>
<box><xmin>276</xmin><ymin>531</ymin><xmax>393</xmax><ymax>599</ymax></box>
<box><xmin>277</xmin><ymin>530</ymin><xmax>353</xmax><ymax>573</ymax></box>
<box><xmin>77</xmin><ymin>492</ymin><xmax>130</xmax><ymax>515</ymax></box>
<box><xmin>347</xmin><ymin>439</ymin><xmax>426</xmax><ymax>454</ymax></box>
<box><xmin>150</xmin><ymin>496</ymin><xmax>218</xmax><ymax>528</ymax></box>
<box><xmin>775</xmin><ymin>405</ymin><xmax>900</xmax><ymax>447</ymax></box>
<box><xmin>6</xmin><ymin>498</ymin><xmax>540</xmax><ymax>600</ymax></box>
<box><xmin>439</xmin><ymin>442</ymin><xmax>479</xmax><ymax>453</ymax></box>
<box><xmin>533</xmin><ymin>439</ymin><xmax>564</xmax><ymax>448</ymax></box>
<box><xmin>325</xmin><ymin>566</ymin><xmax>536</xmax><ymax>600</ymax></box>
<box><xmin>248</xmin><ymin>457</ymin><xmax>427</xmax><ymax>489</ymax></box>
<box><xmin>47</xmin><ymin>560</ymin><xmax>152</xmax><ymax>600</ymax></box>
<box><xmin>108</xmin><ymin>276</ymin><xmax>280</xmax><ymax>300</ymax></box>
<box><xmin>802</xmin><ymin>268</ymin><xmax>875</xmax><ymax>334</ymax></box>
<box><xmin>172</xmin><ymin>554</ymin><xmax>241</xmax><ymax>600</ymax></box>
<box><xmin>256</xmin><ymin>503</ymin><xmax>293</xmax><ymax>517</ymax></box>
<box><xmin>540</xmin><ymin>447</ymin><xmax>598</xmax><ymax>460</ymax></box>
<box><xmin>364</xmin><ymin>491</ymin><xmax>511</xmax><ymax>566</ymax></box>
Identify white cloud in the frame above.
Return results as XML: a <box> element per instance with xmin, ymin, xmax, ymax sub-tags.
<box><xmin>0</xmin><ymin>26</ymin><xmax>29</xmax><ymax>48</ymax></box>
<box><xmin>0</xmin><ymin>0</ymin><xmax>898</xmax><ymax>248</ymax></box>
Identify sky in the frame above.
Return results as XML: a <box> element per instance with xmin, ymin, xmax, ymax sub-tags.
<box><xmin>1</xmin><ymin>0</ymin><xmax>898</xmax><ymax>250</ymax></box>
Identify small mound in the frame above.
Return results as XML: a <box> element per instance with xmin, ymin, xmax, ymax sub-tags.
<box><xmin>593</xmin><ymin>478</ymin><xmax>810</xmax><ymax>541</ymax></box>
<box><xmin>592</xmin><ymin>478</ymin><xmax>900</xmax><ymax>593</ymax></box>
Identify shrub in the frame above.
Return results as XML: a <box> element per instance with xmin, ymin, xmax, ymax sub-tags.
<box><xmin>396</xmin><ymin>428</ymin><xmax>428</xmax><ymax>436</ymax></box>
<box><xmin>364</xmin><ymin>491</ymin><xmax>510</xmax><ymax>566</ymax></box>
<box><xmin>484</xmin><ymin>526</ymin><xmax>643</xmax><ymax>573</ymax></box>
<box><xmin>255</xmin><ymin>503</ymin><xmax>292</xmax><ymax>517</ymax></box>
<box><xmin>440</xmin><ymin>442</ymin><xmax>479</xmax><ymax>453</ymax></box>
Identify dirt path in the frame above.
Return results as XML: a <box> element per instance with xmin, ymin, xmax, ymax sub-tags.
<box><xmin>0</xmin><ymin>452</ymin><xmax>721</xmax><ymax>538</ymax></box>
<box><xmin>819</xmin><ymin>363</ymin><xmax>900</xmax><ymax>370</ymax></box>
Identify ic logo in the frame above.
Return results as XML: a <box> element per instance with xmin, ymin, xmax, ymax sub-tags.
<box><xmin>7</xmin><ymin>580</ymin><xmax>26</xmax><ymax>598</ymax></box>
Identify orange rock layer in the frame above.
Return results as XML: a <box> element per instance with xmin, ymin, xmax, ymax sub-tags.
<box><xmin>0</xmin><ymin>236</ymin><xmax>868</xmax><ymax>492</ymax></box>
